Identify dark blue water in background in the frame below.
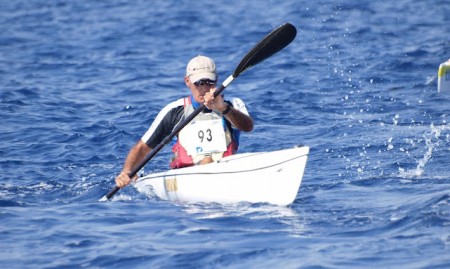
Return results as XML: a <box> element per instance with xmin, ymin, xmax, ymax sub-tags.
<box><xmin>1</xmin><ymin>0</ymin><xmax>449</xmax><ymax>268</ymax></box>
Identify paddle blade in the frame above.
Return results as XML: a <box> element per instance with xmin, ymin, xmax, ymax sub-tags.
<box><xmin>233</xmin><ymin>23</ymin><xmax>297</xmax><ymax>78</ymax></box>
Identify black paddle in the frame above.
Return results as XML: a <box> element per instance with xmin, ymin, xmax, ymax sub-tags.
<box><xmin>100</xmin><ymin>23</ymin><xmax>297</xmax><ymax>202</ymax></box>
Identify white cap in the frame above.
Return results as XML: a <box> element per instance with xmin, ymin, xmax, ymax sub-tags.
<box><xmin>186</xmin><ymin>55</ymin><xmax>217</xmax><ymax>82</ymax></box>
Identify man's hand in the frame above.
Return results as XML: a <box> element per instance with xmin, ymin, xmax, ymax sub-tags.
<box><xmin>203</xmin><ymin>88</ymin><xmax>227</xmax><ymax>113</ymax></box>
<box><xmin>115</xmin><ymin>171</ymin><xmax>135</xmax><ymax>188</ymax></box>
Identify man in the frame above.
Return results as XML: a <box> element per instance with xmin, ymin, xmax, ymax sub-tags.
<box><xmin>115</xmin><ymin>55</ymin><xmax>253</xmax><ymax>188</ymax></box>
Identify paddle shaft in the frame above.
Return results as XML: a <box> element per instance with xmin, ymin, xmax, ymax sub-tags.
<box><xmin>101</xmin><ymin>23</ymin><xmax>296</xmax><ymax>201</ymax></box>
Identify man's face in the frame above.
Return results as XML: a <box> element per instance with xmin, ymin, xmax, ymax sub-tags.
<box><xmin>185</xmin><ymin>77</ymin><xmax>217</xmax><ymax>103</ymax></box>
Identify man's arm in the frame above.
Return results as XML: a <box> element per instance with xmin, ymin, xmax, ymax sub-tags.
<box><xmin>115</xmin><ymin>140</ymin><xmax>151</xmax><ymax>188</ymax></box>
<box><xmin>222</xmin><ymin>105</ymin><xmax>253</xmax><ymax>132</ymax></box>
<box><xmin>203</xmin><ymin>88</ymin><xmax>254</xmax><ymax>132</ymax></box>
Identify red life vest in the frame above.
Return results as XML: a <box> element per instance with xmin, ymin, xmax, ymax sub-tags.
<box><xmin>170</xmin><ymin>97</ymin><xmax>238</xmax><ymax>169</ymax></box>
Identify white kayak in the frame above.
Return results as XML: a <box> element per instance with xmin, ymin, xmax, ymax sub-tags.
<box><xmin>134</xmin><ymin>146</ymin><xmax>309</xmax><ymax>206</ymax></box>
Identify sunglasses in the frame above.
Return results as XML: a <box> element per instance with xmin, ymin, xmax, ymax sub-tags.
<box><xmin>193</xmin><ymin>79</ymin><xmax>217</xmax><ymax>87</ymax></box>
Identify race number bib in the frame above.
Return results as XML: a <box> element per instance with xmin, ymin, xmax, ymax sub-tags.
<box><xmin>181</xmin><ymin>119</ymin><xmax>227</xmax><ymax>156</ymax></box>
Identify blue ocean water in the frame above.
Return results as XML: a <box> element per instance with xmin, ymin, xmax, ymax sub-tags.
<box><xmin>1</xmin><ymin>0</ymin><xmax>449</xmax><ymax>268</ymax></box>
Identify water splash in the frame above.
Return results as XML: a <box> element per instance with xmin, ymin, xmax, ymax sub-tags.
<box><xmin>399</xmin><ymin>124</ymin><xmax>450</xmax><ymax>178</ymax></box>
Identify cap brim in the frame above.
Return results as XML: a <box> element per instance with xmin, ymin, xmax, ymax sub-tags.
<box><xmin>189</xmin><ymin>72</ymin><xmax>217</xmax><ymax>83</ymax></box>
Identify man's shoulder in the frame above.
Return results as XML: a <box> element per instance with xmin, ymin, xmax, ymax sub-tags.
<box><xmin>150</xmin><ymin>97</ymin><xmax>184</xmax><ymax>124</ymax></box>
<box><xmin>226</xmin><ymin>97</ymin><xmax>245</xmax><ymax>107</ymax></box>
<box><xmin>154</xmin><ymin>97</ymin><xmax>184</xmax><ymax>117</ymax></box>
<box><xmin>225</xmin><ymin>97</ymin><xmax>249</xmax><ymax>115</ymax></box>
<box><xmin>162</xmin><ymin>97</ymin><xmax>185</xmax><ymax>111</ymax></box>
<box><xmin>157</xmin><ymin>97</ymin><xmax>186</xmax><ymax>124</ymax></box>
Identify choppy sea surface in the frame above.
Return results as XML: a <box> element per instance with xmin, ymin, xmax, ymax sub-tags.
<box><xmin>1</xmin><ymin>0</ymin><xmax>449</xmax><ymax>268</ymax></box>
